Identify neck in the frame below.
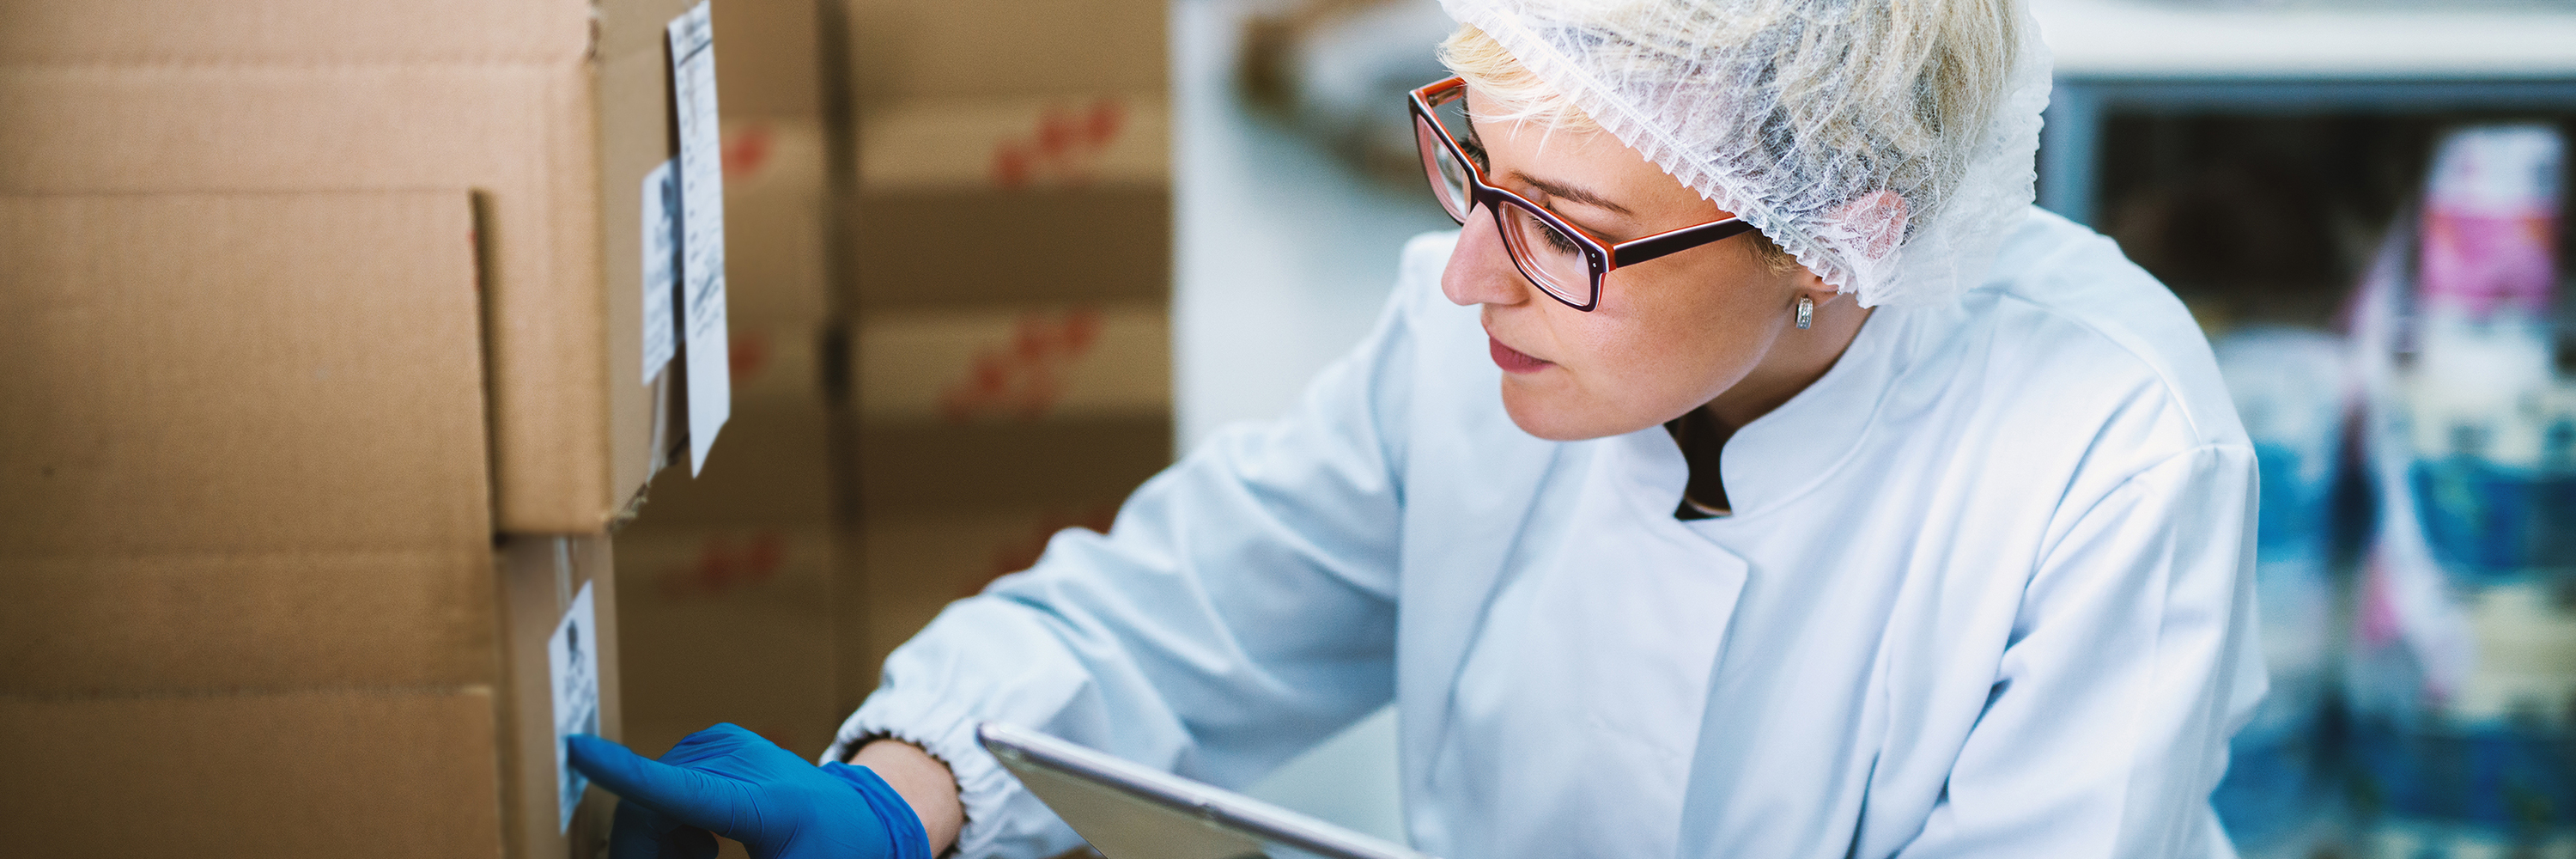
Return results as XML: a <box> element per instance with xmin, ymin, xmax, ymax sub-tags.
<box><xmin>1703</xmin><ymin>295</ymin><xmax>1871</xmax><ymax>430</ymax></box>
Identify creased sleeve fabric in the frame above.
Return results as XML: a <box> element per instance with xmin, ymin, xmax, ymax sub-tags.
<box><xmin>1896</xmin><ymin>443</ymin><xmax>2267</xmax><ymax>859</ymax></box>
<box><xmin>825</xmin><ymin>277</ymin><xmax>1424</xmax><ymax>859</ymax></box>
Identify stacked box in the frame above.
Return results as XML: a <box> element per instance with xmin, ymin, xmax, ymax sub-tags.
<box><xmin>0</xmin><ymin>1</ymin><xmax>731</xmax><ymax>854</ymax></box>
<box><xmin>0</xmin><ymin>194</ymin><xmax>627</xmax><ymax>856</ymax></box>
<box><xmin>613</xmin><ymin>0</ymin><xmax>848</xmax><ymax>765</ymax></box>
<box><xmin>836</xmin><ymin>0</ymin><xmax>1176</xmax><ymax>710</ymax></box>
<box><xmin>617</xmin><ymin>315</ymin><xmax>844</xmax><ymax>761</ymax></box>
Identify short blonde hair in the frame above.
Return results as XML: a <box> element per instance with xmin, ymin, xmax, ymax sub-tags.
<box><xmin>1438</xmin><ymin>24</ymin><xmax>1801</xmax><ymax>273</ymax></box>
<box><xmin>1437</xmin><ymin>24</ymin><xmax>1602</xmax><ymax>134</ymax></box>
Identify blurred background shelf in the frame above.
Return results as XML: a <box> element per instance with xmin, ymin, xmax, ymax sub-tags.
<box><xmin>2032</xmin><ymin>0</ymin><xmax>2576</xmax><ymax>334</ymax></box>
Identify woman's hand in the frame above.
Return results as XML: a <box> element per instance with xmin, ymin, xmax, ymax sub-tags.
<box><xmin>568</xmin><ymin>723</ymin><xmax>936</xmax><ymax>859</ymax></box>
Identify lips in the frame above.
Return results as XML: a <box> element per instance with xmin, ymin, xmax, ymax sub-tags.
<box><xmin>1488</xmin><ymin>336</ymin><xmax>1552</xmax><ymax>374</ymax></box>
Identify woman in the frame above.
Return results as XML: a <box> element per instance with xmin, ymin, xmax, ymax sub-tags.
<box><xmin>570</xmin><ymin>0</ymin><xmax>2265</xmax><ymax>856</ymax></box>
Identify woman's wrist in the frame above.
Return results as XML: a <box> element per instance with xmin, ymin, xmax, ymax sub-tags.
<box><xmin>850</xmin><ymin>738</ymin><xmax>967</xmax><ymax>855</ymax></box>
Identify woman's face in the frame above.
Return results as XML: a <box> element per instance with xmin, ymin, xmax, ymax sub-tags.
<box><xmin>1440</xmin><ymin>91</ymin><xmax>1839</xmax><ymax>442</ymax></box>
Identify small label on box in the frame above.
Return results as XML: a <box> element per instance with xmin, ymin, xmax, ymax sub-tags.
<box><xmin>641</xmin><ymin>160</ymin><xmax>679</xmax><ymax>381</ymax></box>
<box><xmin>669</xmin><ymin>0</ymin><xmax>730</xmax><ymax>476</ymax></box>
<box><xmin>549</xmin><ymin>581</ymin><xmax>599</xmax><ymax>832</ymax></box>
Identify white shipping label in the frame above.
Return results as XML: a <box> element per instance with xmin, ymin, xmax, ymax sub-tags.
<box><xmin>669</xmin><ymin>0</ymin><xmax>730</xmax><ymax>475</ymax></box>
<box><xmin>641</xmin><ymin>160</ymin><xmax>679</xmax><ymax>381</ymax></box>
<box><xmin>549</xmin><ymin>582</ymin><xmax>600</xmax><ymax>833</ymax></box>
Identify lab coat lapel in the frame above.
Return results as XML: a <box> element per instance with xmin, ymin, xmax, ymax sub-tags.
<box><xmin>1532</xmin><ymin>430</ymin><xmax>1753</xmax><ymax>859</ymax></box>
<box><xmin>1598</xmin><ymin>426</ymin><xmax>1753</xmax><ymax>779</ymax></box>
<box><xmin>1400</xmin><ymin>420</ymin><xmax>1753</xmax><ymax>859</ymax></box>
<box><xmin>1394</xmin><ymin>410</ymin><xmax>1558</xmax><ymax>811</ymax></box>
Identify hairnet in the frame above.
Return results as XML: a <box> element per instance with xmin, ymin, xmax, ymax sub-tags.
<box><xmin>1437</xmin><ymin>0</ymin><xmax>2051</xmax><ymax>307</ymax></box>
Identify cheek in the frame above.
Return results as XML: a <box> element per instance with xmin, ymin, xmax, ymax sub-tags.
<box><xmin>1513</xmin><ymin>262</ymin><xmax>1783</xmax><ymax>427</ymax></box>
<box><xmin>1583</xmin><ymin>276</ymin><xmax>1771</xmax><ymax>389</ymax></box>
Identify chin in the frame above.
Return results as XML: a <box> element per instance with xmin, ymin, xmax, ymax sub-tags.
<box><xmin>1498</xmin><ymin>378</ymin><xmax>1645</xmax><ymax>442</ymax></box>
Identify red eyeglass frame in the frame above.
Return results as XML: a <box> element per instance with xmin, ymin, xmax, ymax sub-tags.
<box><xmin>1408</xmin><ymin>76</ymin><xmax>1759</xmax><ymax>312</ymax></box>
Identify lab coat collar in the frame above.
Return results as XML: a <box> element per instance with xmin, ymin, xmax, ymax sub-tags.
<box><xmin>1704</xmin><ymin>302</ymin><xmax>1923</xmax><ymax>518</ymax></box>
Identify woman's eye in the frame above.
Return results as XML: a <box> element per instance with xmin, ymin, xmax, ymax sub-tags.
<box><xmin>1460</xmin><ymin>137</ymin><xmax>1491</xmax><ymax>172</ymax></box>
<box><xmin>1540</xmin><ymin>223</ymin><xmax>1583</xmax><ymax>254</ymax></box>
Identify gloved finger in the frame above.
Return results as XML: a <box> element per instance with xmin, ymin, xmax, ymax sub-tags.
<box><xmin>657</xmin><ymin>722</ymin><xmax>758</xmax><ymax>767</ymax></box>
<box><xmin>568</xmin><ymin>734</ymin><xmax>748</xmax><ymax>835</ymax></box>
<box><xmin>609</xmin><ymin>796</ymin><xmax>720</xmax><ymax>859</ymax></box>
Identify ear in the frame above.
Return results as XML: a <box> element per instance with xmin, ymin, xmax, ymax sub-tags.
<box><xmin>1834</xmin><ymin>189</ymin><xmax>1909</xmax><ymax>261</ymax></box>
<box><xmin>1789</xmin><ymin>266</ymin><xmax>1835</xmax><ymax>306</ymax></box>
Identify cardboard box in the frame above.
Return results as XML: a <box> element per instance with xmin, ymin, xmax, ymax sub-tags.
<box><xmin>841</xmin><ymin>507</ymin><xmax>1125</xmax><ymax>706</ymax></box>
<box><xmin>716</xmin><ymin>0</ymin><xmax>827</xmax><ymax>120</ymax></box>
<box><xmin>2</xmin><ymin>689</ymin><xmax>509</xmax><ymax>857</ymax></box>
<box><xmin>829</xmin><ymin>0</ymin><xmax>1177</xmax><ymax>729</ymax></box>
<box><xmin>0</xmin><ymin>192</ymin><xmax>626</xmax><ymax>857</ymax></box>
<box><xmin>0</xmin><ymin>0</ymin><xmax>713</xmax><ymax>532</ymax></box>
<box><xmin>1</xmin><ymin>530</ymin><xmax>623</xmax><ymax>859</ymax></box>
<box><xmin>495</xmin><ymin>534</ymin><xmax>629</xmax><ymax>859</ymax></box>
<box><xmin>0</xmin><ymin>192</ymin><xmax>492</xmax><ymax>691</ymax></box>
<box><xmin>856</xmin><ymin>304</ymin><xmax>1170</xmax><ymax>423</ymax></box>
<box><xmin>854</xmin><ymin>95</ymin><xmax>1170</xmax><ymax>309</ymax></box>
<box><xmin>634</xmin><ymin>325</ymin><xmax>835</xmax><ymax>527</ymax></box>
<box><xmin>615</xmin><ymin>527</ymin><xmax>840</xmax><ymax>759</ymax></box>
<box><xmin>726</xmin><ymin>119</ymin><xmax>834</xmax><ymax>327</ymax></box>
<box><xmin>846</xmin><ymin>303</ymin><xmax>1170</xmax><ymax>511</ymax></box>
<box><xmin>844</xmin><ymin>0</ymin><xmax>1167</xmax><ymax>105</ymax></box>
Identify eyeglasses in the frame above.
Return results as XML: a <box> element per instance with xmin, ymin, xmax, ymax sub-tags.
<box><xmin>1409</xmin><ymin>76</ymin><xmax>1759</xmax><ymax>312</ymax></box>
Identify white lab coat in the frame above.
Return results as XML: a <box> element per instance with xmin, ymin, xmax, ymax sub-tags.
<box><xmin>828</xmin><ymin>207</ymin><xmax>2267</xmax><ymax>859</ymax></box>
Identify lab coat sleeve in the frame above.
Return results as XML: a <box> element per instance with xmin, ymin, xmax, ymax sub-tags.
<box><xmin>1897</xmin><ymin>443</ymin><xmax>2265</xmax><ymax>859</ymax></box>
<box><xmin>824</xmin><ymin>277</ymin><xmax>1425</xmax><ymax>859</ymax></box>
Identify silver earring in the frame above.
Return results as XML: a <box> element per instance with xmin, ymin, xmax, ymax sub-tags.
<box><xmin>1795</xmin><ymin>296</ymin><xmax>1814</xmax><ymax>330</ymax></box>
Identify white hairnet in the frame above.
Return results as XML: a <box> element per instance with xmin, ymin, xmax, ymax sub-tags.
<box><xmin>1438</xmin><ymin>0</ymin><xmax>2051</xmax><ymax>307</ymax></box>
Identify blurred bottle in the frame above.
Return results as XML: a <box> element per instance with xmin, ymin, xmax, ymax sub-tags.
<box><xmin>2409</xmin><ymin>125</ymin><xmax>2563</xmax><ymax>584</ymax></box>
<box><xmin>2347</xmin><ymin>124</ymin><xmax>2576</xmax><ymax>859</ymax></box>
<box><xmin>2213</xmin><ymin>329</ymin><xmax>2351</xmax><ymax>859</ymax></box>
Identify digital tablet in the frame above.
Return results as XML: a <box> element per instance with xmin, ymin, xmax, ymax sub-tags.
<box><xmin>978</xmin><ymin>722</ymin><xmax>1438</xmax><ymax>859</ymax></box>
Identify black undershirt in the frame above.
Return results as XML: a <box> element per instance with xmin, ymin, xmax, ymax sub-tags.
<box><xmin>1664</xmin><ymin>407</ymin><xmax>1735</xmax><ymax>520</ymax></box>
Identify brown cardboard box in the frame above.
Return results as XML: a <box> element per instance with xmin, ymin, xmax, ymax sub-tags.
<box><xmin>3</xmin><ymin>529</ymin><xmax>622</xmax><ymax>859</ymax></box>
<box><xmin>726</xmin><ymin>119</ymin><xmax>834</xmax><ymax>328</ymax></box>
<box><xmin>841</xmin><ymin>507</ymin><xmax>1124</xmax><ymax>704</ymax></box>
<box><xmin>614</xmin><ymin>326</ymin><xmax>839</xmax><ymax>760</ymax></box>
<box><xmin>0</xmin><ymin>192</ymin><xmax>491</xmax><ymax>692</ymax></box>
<box><xmin>830</xmin><ymin>0</ymin><xmax>1176</xmax><ymax>727</ymax></box>
<box><xmin>3</xmin><ymin>689</ymin><xmax>509</xmax><ymax>857</ymax></box>
<box><xmin>0</xmin><ymin>190</ymin><xmax>625</xmax><ymax>856</ymax></box>
<box><xmin>844</xmin><ymin>0</ymin><xmax>1167</xmax><ymax>105</ymax></box>
<box><xmin>496</xmin><ymin>535</ymin><xmax>629</xmax><ymax>859</ymax></box>
<box><xmin>717</xmin><ymin>0</ymin><xmax>827</xmax><ymax>120</ymax></box>
<box><xmin>635</xmin><ymin>325</ymin><xmax>835</xmax><ymax>527</ymax></box>
<box><xmin>856</xmin><ymin>304</ymin><xmax>1170</xmax><ymax>423</ymax></box>
<box><xmin>849</xmin><ymin>304</ymin><xmax>1170</xmax><ymax>510</ymax></box>
<box><xmin>854</xmin><ymin>95</ymin><xmax>1171</xmax><ymax>310</ymax></box>
<box><xmin>0</xmin><ymin>0</ymin><xmax>708</xmax><ymax>532</ymax></box>
<box><xmin>615</xmin><ymin>527</ymin><xmax>840</xmax><ymax>759</ymax></box>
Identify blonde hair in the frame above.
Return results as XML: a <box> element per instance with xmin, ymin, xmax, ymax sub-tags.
<box><xmin>1438</xmin><ymin>24</ymin><xmax>1603</xmax><ymax>134</ymax></box>
<box><xmin>1438</xmin><ymin>24</ymin><xmax>1798</xmax><ymax>273</ymax></box>
<box><xmin>1437</xmin><ymin>0</ymin><xmax>2024</xmax><ymax>281</ymax></box>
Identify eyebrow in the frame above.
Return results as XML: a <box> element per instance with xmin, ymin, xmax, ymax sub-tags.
<box><xmin>1460</xmin><ymin>106</ymin><xmax>1636</xmax><ymax>218</ymax></box>
<box><xmin>1509</xmin><ymin>170</ymin><xmax>1634</xmax><ymax>217</ymax></box>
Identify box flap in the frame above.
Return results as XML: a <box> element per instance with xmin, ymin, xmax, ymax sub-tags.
<box><xmin>0</xmin><ymin>0</ymin><xmax>586</xmax><ymax>65</ymax></box>
<box><xmin>0</xmin><ymin>688</ymin><xmax>506</xmax><ymax>857</ymax></box>
<box><xmin>0</xmin><ymin>192</ymin><xmax>490</xmax><ymax>555</ymax></box>
<box><xmin>498</xmin><ymin>534</ymin><xmax>624</xmax><ymax>859</ymax></box>
<box><xmin>0</xmin><ymin>551</ymin><xmax>498</xmax><ymax>695</ymax></box>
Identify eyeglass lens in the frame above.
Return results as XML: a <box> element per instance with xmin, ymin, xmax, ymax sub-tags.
<box><xmin>1496</xmin><ymin>203</ymin><xmax>1593</xmax><ymax>306</ymax></box>
<box><xmin>1413</xmin><ymin>93</ymin><xmax>1597</xmax><ymax>308</ymax></box>
<box><xmin>1415</xmin><ymin>115</ymin><xmax>1473</xmax><ymax>222</ymax></box>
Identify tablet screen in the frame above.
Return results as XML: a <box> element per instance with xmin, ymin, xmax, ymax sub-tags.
<box><xmin>980</xmin><ymin>723</ymin><xmax>1427</xmax><ymax>859</ymax></box>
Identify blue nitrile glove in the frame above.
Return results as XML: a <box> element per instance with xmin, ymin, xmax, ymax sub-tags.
<box><xmin>568</xmin><ymin>723</ymin><xmax>934</xmax><ymax>859</ymax></box>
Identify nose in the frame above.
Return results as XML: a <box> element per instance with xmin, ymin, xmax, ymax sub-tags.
<box><xmin>1440</xmin><ymin>204</ymin><xmax>1532</xmax><ymax>308</ymax></box>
